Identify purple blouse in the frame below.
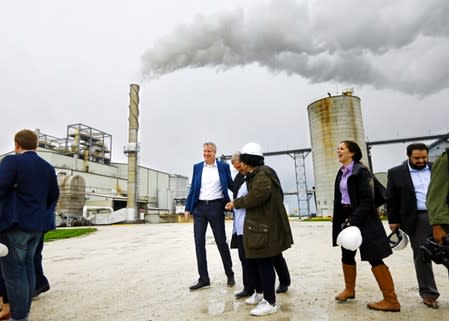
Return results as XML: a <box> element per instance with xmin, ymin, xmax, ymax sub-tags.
<box><xmin>339</xmin><ymin>161</ymin><xmax>354</xmax><ymax>205</ymax></box>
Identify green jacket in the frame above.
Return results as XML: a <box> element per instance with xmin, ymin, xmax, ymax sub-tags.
<box><xmin>233</xmin><ymin>166</ymin><xmax>293</xmax><ymax>259</ymax></box>
<box><xmin>427</xmin><ymin>151</ymin><xmax>449</xmax><ymax>232</ymax></box>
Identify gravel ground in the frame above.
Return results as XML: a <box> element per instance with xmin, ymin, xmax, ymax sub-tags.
<box><xmin>29</xmin><ymin>221</ymin><xmax>449</xmax><ymax>321</ymax></box>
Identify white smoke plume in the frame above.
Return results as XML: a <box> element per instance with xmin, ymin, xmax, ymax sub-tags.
<box><xmin>142</xmin><ymin>0</ymin><xmax>449</xmax><ymax>96</ymax></box>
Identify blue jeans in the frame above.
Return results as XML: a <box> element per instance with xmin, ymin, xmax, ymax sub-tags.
<box><xmin>0</xmin><ymin>228</ymin><xmax>42</xmax><ymax>321</ymax></box>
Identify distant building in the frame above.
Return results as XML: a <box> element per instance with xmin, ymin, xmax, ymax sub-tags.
<box><xmin>0</xmin><ymin>124</ymin><xmax>189</xmax><ymax>224</ymax></box>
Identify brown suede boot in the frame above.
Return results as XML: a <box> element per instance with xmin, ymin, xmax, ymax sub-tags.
<box><xmin>367</xmin><ymin>264</ymin><xmax>401</xmax><ymax>312</ymax></box>
<box><xmin>335</xmin><ymin>263</ymin><xmax>356</xmax><ymax>302</ymax></box>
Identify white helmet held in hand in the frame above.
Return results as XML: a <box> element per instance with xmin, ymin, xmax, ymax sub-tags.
<box><xmin>0</xmin><ymin>243</ymin><xmax>8</xmax><ymax>257</ymax></box>
<box><xmin>337</xmin><ymin>226</ymin><xmax>363</xmax><ymax>251</ymax></box>
<box><xmin>388</xmin><ymin>229</ymin><xmax>409</xmax><ymax>251</ymax></box>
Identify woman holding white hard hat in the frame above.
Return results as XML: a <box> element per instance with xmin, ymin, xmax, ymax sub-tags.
<box><xmin>333</xmin><ymin>140</ymin><xmax>400</xmax><ymax>312</ymax></box>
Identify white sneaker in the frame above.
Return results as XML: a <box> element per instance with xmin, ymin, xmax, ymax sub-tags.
<box><xmin>250</xmin><ymin>299</ymin><xmax>278</xmax><ymax>316</ymax></box>
<box><xmin>245</xmin><ymin>292</ymin><xmax>264</xmax><ymax>305</ymax></box>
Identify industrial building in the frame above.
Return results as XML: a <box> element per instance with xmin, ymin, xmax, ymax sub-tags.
<box><xmin>0</xmin><ymin>123</ymin><xmax>189</xmax><ymax>225</ymax></box>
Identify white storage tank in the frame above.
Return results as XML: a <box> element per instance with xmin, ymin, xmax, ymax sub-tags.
<box><xmin>56</xmin><ymin>174</ymin><xmax>86</xmax><ymax>216</ymax></box>
<box><xmin>307</xmin><ymin>92</ymin><xmax>368</xmax><ymax>217</ymax></box>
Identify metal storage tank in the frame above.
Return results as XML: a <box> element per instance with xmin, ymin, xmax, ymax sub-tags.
<box><xmin>307</xmin><ymin>92</ymin><xmax>368</xmax><ymax>217</ymax></box>
<box><xmin>56</xmin><ymin>174</ymin><xmax>86</xmax><ymax>216</ymax></box>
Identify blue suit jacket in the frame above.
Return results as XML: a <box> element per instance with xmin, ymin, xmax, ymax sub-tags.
<box><xmin>0</xmin><ymin>151</ymin><xmax>60</xmax><ymax>232</ymax></box>
<box><xmin>185</xmin><ymin>160</ymin><xmax>234</xmax><ymax>213</ymax></box>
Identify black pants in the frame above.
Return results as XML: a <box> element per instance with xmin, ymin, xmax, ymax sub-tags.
<box><xmin>193</xmin><ymin>201</ymin><xmax>233</xmax><ymax>282</ymax></box>
<box><xmin>236</xmin><ymin>235</ymin><xmax>254</xmax><ymax>292</ymax></box>
<box><xmin>237</xmin><ymin>235</ymin><xmax>291</xmax><ymax>292</ymax></box>
<box><xmin>0</xmin><ymin>264</ymin><xmax>7</xmax><ymax>303</ymax></box>
<box><xmin>273</xmin><ymin>254</ymin><xmax>291</xmax><ymax>286</ymax></box>
<box><xmin>409</xmin><ymin>211</ymin><xmax>439</xmax><ymax>299</ymax></box>
<box><xmin>247</xmin><ymin>257</ymin><xmax>276</xmax><ymax>304</ymax></box>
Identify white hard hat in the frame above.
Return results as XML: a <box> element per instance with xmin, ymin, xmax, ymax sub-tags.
<box><xmin>388</xmin><ymin>229</ymin><xmax>409</xmax><ymax>251</ymax></box>
<box><xmin>241</xmin><ymin>142</ymin><xmax>263</xmax><ymax>157</ymax></box>
<box><xmin>336</xmin><ymin>226</ymin><xmax>363</xmax><ymax>251</ymax></box>
<box><xmin>0</xmin><ymin>243</ymin><xmax>8</xmax><ymax>257</ymax></box>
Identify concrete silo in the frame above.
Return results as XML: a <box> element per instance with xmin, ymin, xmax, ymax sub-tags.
<box><xmin>307</xmin><ymin>92</ymin><xmax>368</xmax><ymax>217</ymax></box>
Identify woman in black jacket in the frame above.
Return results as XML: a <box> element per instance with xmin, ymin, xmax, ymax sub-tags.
<box><xmin>333</xmin><ymin>140</ymin><xmax>400</xmax><ymax>312</ymax></box>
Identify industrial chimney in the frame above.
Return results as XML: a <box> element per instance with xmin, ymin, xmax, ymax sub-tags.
<box><xmin>124</xmin><ymin>84</ymin><xmax>140</xmax><ymax>222</ymax></box>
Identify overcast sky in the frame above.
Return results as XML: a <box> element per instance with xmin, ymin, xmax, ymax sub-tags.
<box><xmin>1</xmin><ymin>0</ymin><xmax>449</xmax><ymax>212</ymax></box>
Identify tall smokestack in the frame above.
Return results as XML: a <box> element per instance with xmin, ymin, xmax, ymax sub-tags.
<box><xmin>125</xmin><ymin>84</ymin><xmax>140</xmax><ymax>222</ymax></box>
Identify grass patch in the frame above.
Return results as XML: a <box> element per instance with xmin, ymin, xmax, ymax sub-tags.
<box><xmin>300</xmin><ymin>217</ymin><xmax>332</xmax><ymax>222</ymax></box>
<box><xmin>44</xmin><ymin>228</ymin><xmax>97</xmax><ymax>242</ymax></box>
<box><xmin>299</xmin><ymin>215</ymin><xmax>387</xmax><ymax>222</ymax></box>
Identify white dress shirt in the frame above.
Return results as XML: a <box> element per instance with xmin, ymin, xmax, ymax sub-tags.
<box><xmin>408</xmin><ymin>163</ymin><xmax>431</xmax><ymax>211</ymax></box>
<box><xmin>199</xmin><ymin>161</ymin><xmax>224</xmax><ymax>200</ymax></box>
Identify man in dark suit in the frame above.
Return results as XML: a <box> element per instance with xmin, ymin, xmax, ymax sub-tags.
<box><xmin>185</xmin><ymin>142</ymin><xmax>234</xmax><ymax>291</ymax></box>
<box><xmin>386</xmin><ymin>143</ymin><xmax>439</xmax><ymax>309</ymax></box>
<box><xmin>0</xmin><ymin>129</ymin><xmax>60</xmax><ymax>321</ymax></box>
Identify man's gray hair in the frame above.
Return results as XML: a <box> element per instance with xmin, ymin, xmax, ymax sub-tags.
<box><xmin>203</xmin><ymin>142</ymin><xmax>217</xmax><ymax>152</ymax></box>
<box><xmin>231</xmin><ymin>151</ymin><xmax>240</xmax><ymax>162</ymax></box>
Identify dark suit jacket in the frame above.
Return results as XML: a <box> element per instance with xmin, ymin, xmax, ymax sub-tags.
<box><xmin>232</xmin><ymin>172</ymin><xmax>245</xmax><ymax>199</ymax></box>
<box><xmin>386</xmin><ymin>160</ymin><xmax>432</xmax><ymax>235</ymax></box>
<box><xmin>185</xmin><ymin>160</ymin><xmax>234</xmax><ymax>213</ymax></box>
<box><xmin>0</xmin><ymin>151</ymin><xmax>60</xmax><ymax>232</ymax></box>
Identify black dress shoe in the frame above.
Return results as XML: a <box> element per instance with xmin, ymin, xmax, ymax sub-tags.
<box><xmin>34</xmin><ymin>283</ymin><xmax>50</xmax><ymax>297</ymax></box>
<box><xmin>235</xmin><ymin>289</ymin><xmax>252</xmax><ymax>298</ymax></box>
<box><xmin>423</xmin><ymin>297</ymin><xmax>439</xmax><ymax>309</ymax></box>
<box><xmin>276</xmin><ymin>284</ymin><xmax>288</xmax><ymax>293</ymax></box>
<box><xmin>227</xmin><ymin>275</ymin><xmax>235</xmax><ymax>287</ymax></box>
<box><xmin>189</xmin><ymin>280</ymin><xmax>210</xmax><ymax>291</ymax></box>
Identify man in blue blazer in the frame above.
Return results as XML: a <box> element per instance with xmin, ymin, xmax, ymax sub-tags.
<box><xmin>0</xmin><ymin>129</ymin><xmax>59</xmax><ymax>321</ymax></box>
<box><xmin>185</xmin><ymin>142</ymin><xmax>235</xmax><ymax>290</ymax></box>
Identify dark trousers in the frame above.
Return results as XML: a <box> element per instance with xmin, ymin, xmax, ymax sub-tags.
<box><xmin>193</xmin><ymin>201</ymin><xmax>233</xmax><ymax>283</ymax></box>
<box><xmin>0</xmin><ymin>265</ymin><xmax>7</xmax><ymax>303</ymax></box>
<box><xmin>410</xmin><ymin>212</ymin><xmax>439</xmax><ymax>299</ymax></box>
<box><xmin>247</xmin><ymin>257</ymin><xmax>276</xmax><ymax>304</ymax></box>
<box><xmin>237</xmin><ymin>231</ymin><xmax>290</xmax><ymax>292</ymax></box>
<box><xmin>236</xmin><ymin>235</ymin><xmax>254</xmax><ymax>292</ymax></box>
<box><xmin>34</xmin><ymin>234</ymin><xmax>49</xmax><ymax>290</ymax></box>
<box><xmin>273</xmin><ymin>254</ymin><xmax>291</xmax><ymax>286</ymax></box>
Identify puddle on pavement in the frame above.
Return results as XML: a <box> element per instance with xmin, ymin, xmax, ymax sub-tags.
<box><xmin>204</xmin><ymin>298</ymin><xmax>240</xmax><ymax>315</ymax></box>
